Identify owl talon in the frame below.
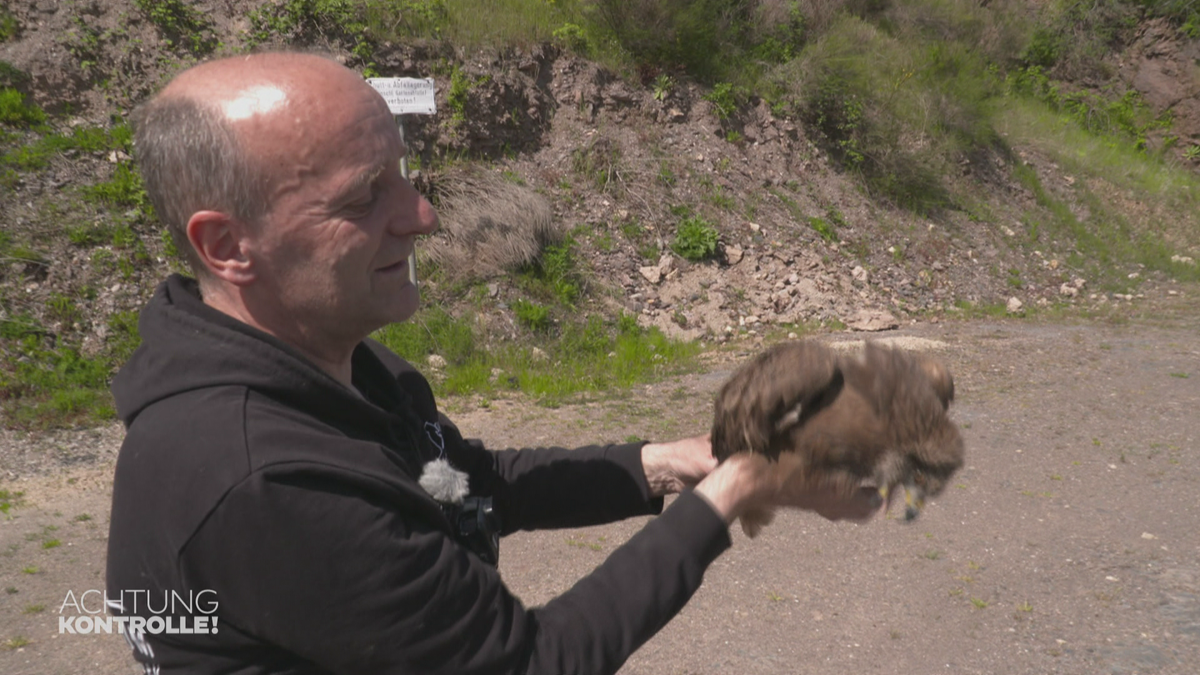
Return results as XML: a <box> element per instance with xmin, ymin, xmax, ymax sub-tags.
<box><xmin>879</xmin><ymin>484</ymin><xmax>900</xmax><ymax>515</ymax></box>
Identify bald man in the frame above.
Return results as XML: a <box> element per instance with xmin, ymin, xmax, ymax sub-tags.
<box><xmin>105</xmin><ymin>52</ymin><xmax>879</xmax><ymax>675</ymax></box>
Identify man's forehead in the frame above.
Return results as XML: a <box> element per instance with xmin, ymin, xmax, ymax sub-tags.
<box><xmin>221</xmin><ymin>85</ymin><xmax>288</xmax><ymax>121</ymax></box>
<box><xmin>165</xmin><ymin>53</ymin><xmax>363</xmax><ymax>112</ymax></box>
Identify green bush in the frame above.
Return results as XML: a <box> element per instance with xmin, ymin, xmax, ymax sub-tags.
<box><xmin>0</xmin><ymin>10</ymin><xmax>19</xmax><ymax>42</ymax></box>
<box><xmin>0</xmin><ymin>88</ymin><xmax>45</xmax><ymax>127</ymax></box>
<box><xmin>589</xmin><ymin>0</ymin><xmax>732</xmax><ymax>82</ymax></box>
<box><xmin>1006</xmin><ymin>65</ymin><xmax>1171</xmax><ymax>150</ymax></box>
<box><xmin>770</xmin><ymin>13</ymin><xmax>1003</xmax><ymax>214</ymax></box>
<box><xmin>585</xmin><ymin>0</ymin><xmax>804</xmax><ymax>84</ymax></box>
<box><xmin>539</xmin><ymin>237</ymin><xmax>581</xmax><ymax>305</ymax></box>
<box><xmin>446</xmin><ymin>65</ymin><xmax>473</xmax><ymax>125</ymax></box>
<box><xmin>671</xmin><ymin>216</ymin><xmax>720</xmax><ymax>262</ymax></box>
<box><xmin>748</xmin><ymin>1</ymin><xmax>806</xmax><ymax>63</ymax></box>
<box><xmin>804</xmin><ymin>73</ymin><xmax>867</xmax><ymax>168</ymax></box>
<box><xmin>552</xmin><ymin>22</ymin><xmax>588</xmax><ymax>52</ymax></box>
<box><xmin>1022</xmin><ymin>0</ymin><xmax>1140</xmax><ymax>80</ymax></box>
<box><xmin>249</xmin><ymin>0</ymin><xmax>360</xmax><ymax>42</ymax></box>
<box><xmin>1020</xmin><ymin>27</ymin><xmax>1063</xmax><ymax>67</ymax></box>
<box><xmin>512</xmin><ymin>298</ymin><xmax>551</xmax><ymax>332</ymax></box>
<box><xmin>515</xmin><ymin>234</ymin><xmax>583</xmax><ymax>306</ymax></box>
<box><xmin>400</xmin><ymin>0</ymin><xmax>450</xmax><ymax>35</ymax></box>
<box><xmin>808</xmin><ymin>216</ymin><xmax>836</xmax><ymax>243</ymax></box>
<box><xmin>703</xmin><ymin>82</ymin><xmax>739</xmax><ymax>121</ymax></box>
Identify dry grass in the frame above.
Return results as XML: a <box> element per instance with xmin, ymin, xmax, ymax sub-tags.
<box><xmin>424</xmin><ymin>167</ymin><xmax>560</xmax><ymax>282</ymax></box>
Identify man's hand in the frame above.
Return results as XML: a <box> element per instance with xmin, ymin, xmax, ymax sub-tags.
<box><xmin>642</xmin><ymin>435</ymin><xmax>718</xmax><ymax>497</ymax></box>
<box><xmin>693</xmin><ymin>452</ymin><xmax>883</xmax><ymax>528</ymax></box>
<box><xmin>766</xmin><ymin>452</ymin><xmax>884</xmax><ymax>522</ymax></box>
<box><xmin>642</xmin><ymin>437</ymin><xmax>882</xmax><ymax>530</ymax></box>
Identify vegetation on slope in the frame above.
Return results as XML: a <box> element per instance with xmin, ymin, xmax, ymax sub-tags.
<box><xmin>2</xmin><ymin>0</ymin><xmax>1199</xmax><ymax>428</ymax></box>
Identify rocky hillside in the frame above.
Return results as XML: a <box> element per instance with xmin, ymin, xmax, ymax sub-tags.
<box><xmin>2</xmin><ymin>0</ymin><xmax>1199</xmax><ymax>427</ymax></box>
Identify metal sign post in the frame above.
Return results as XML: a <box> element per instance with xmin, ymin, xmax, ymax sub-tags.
<box><xmin>367</xmin><ymin>77</ymin><xmax>437</xmax><ymax>288</ymax></box>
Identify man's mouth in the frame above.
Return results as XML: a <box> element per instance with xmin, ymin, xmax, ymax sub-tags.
<box><xmin>376</xmin><ymin>258</ymin><xmax>408</xmax><ymax>274</ymax></box>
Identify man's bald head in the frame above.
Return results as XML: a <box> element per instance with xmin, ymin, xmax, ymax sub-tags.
<box><xmin>132</xmin><ymin>52</ymin><xmax>375</xmax><ymax>276</ymax></box>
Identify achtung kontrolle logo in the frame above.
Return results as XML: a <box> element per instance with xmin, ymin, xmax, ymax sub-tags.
<box><xmin>59</xmin><ymin>589</ymin><xmax>219</xmax><ymax>635</ymax></box>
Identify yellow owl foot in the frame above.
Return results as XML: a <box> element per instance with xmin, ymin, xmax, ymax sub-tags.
<box><xmin>903</xmin><ymin>484</ymin><xmax>925</xmax><ymax>522</ymax></box>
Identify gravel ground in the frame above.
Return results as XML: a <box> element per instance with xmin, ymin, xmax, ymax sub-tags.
<box><xmin>1</xmin><ymin>291</ymin><xmax>1197</xmax><ymax>675</ymax></box>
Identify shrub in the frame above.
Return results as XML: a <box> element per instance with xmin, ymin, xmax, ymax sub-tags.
<box><xmin>513</xmin><ymin>298</ymin><xmax>551</xmax><ymax>331</ymax></box>
<box><xmin>446</xmin><ymin>65</ymin><xmax>472</xmax><ymax>125</ymax></box>
<box><xmin>808</xmin><ymin>216</ymin><xmax>836</xmax><ymax>242</ymax></box>
<box><xmin>0</xmin><ymin>88</ymin><xmax>45</xmax><ymax>127</ymax></box>
<box><xmin>671</xmin><ymin>216</ymin><xmax>720</xmax><ymax>262</ymax></box>
<box><xmin>538</xmin><ymin>236</ymin><xmax>582</xmax><ymax>305</ymax></box>
<box><xmin>0</xmin><ymin>10</ymin><xmax>19</xmax><ymax>42</ymax></box>
<box><xmin>1020</xmin><ymin>27</ymin><xmax>1062</xmax><ymax>68</ymax></box>
<box><xmin>1006</xmin><ymin>65</ymin><xmax>1171</xmax><ymax>150</ymax></box>
<box><xmin>703</xmin><ymin>82</ymin><xmax>739</xmax><ymax>121</ymax></box>
<box><xmin>589</xmin><ymin>0</ymin><xmax>731</xmax><ymax>82</ymax></box>
<box><xmin>552</xmin><ymin>22</ymin><xmax>588</xmax><ymax>52</ymax></box>
<box><xmin>586</xmin><ymin>0</ymin><xmax>803</xmax><ymax>84</ymax></box>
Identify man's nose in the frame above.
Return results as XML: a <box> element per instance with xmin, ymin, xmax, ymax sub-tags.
<box><xmin>387</xmin><ymin>176</ymin><xmax>439</xmax><ymax>237</ymax></box>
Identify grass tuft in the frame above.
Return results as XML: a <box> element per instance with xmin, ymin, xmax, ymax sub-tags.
<box><xmin>2</xmin><ymin>636</ymin><xmax>31</xmax><ymax>650</ymax></box>
<box><xmin>0</xmin><ymin>489</ymin><xmax>25</xmax><ymax>514</ymax></box>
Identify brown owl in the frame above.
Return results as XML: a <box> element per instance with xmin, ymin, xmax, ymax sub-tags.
<box><xmin>711</xmin><ymin>340</ymin><xmax>965</xmax><ymax>537</ymax></box>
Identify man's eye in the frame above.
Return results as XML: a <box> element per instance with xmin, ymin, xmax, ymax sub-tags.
<box><xmin>345</xmin><ymin>196</ymin><xmax>375</xmax><ymax>215</ymax></box>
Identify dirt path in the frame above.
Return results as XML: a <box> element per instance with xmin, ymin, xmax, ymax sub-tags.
<box><xmin>2</xmin><ymin>297</ymin><xmax>1198</xmax><ymax>675</ymax></box>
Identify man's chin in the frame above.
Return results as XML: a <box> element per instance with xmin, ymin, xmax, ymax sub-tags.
<box><xmin>383</xmin><ymin>287</ymin><xmax>421</xmax><ymax>325</ymax></box>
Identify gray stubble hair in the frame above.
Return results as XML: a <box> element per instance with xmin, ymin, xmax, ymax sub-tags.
<box><xmin>130</xmin><ymin>95</ymin><xmax>268</xmax><ymax>276</ymax></box>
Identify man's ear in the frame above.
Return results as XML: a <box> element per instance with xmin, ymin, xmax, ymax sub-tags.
<box><xmin>186</xmin><ymin>210</ymin><xmax>255</xmax><ymax>285</ymax></box>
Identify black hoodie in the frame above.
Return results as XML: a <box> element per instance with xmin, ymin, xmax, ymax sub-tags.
<box><xmin>106</xmin><ymin>275</ymin><xmax>732</xmax><ymax>675</ymax></box>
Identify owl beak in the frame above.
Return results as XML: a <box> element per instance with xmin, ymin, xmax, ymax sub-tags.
<box><xmin>903</xmin><ymin>484</ymin><xmax>925</xmax><ymax>522</ymax></box>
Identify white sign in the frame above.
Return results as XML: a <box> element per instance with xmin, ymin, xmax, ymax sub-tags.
<box><xmin>367</xmin><ymin>77</ymin><xmax>437</xmax><ymax>116</ymax></box>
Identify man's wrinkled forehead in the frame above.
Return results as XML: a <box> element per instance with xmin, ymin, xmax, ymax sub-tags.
<box><xmin>158</xmin><ymin>53</ymin><xmax>397</xmax><ymax>170</ymax></box>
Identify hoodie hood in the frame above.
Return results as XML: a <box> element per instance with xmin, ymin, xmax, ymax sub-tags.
<box><xmin>112</xmin><ymin>274</ymin><xmax>396</xmax><ymax>428</ymax></box>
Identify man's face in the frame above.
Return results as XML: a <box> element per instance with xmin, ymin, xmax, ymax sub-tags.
<box><xmin>239</xmin><ymin>76</ymin><xmax>438</xmax><ymax>346</ymax></box>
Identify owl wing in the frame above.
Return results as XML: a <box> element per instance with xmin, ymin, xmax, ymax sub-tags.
<box><xmin>711</xmin><ymin>340</ymin><xmax>843</xmax><ymax>462</ymax></box>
